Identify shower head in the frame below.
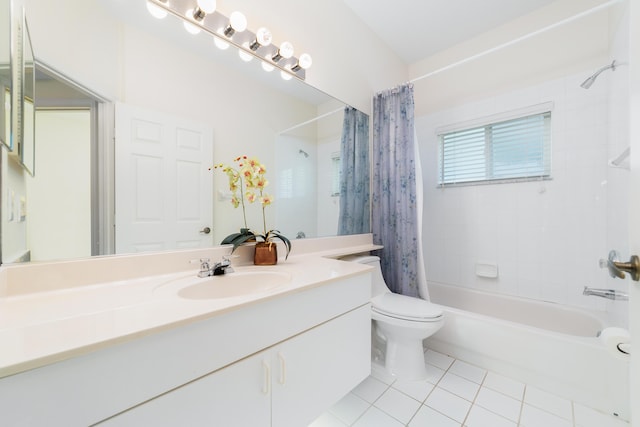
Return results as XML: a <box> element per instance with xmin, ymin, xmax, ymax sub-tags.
<box><xmin>298</xmin><ymin>149</ymin><xmax>309</xmax><ymax>158</ymax></box>
<box><xmin>580</xmin><ymin>60</ymin><xmax>616</xmax><ymax>89</ymax></box>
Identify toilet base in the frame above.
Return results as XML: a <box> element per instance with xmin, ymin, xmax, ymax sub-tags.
<box><xmin>372</xmin><ymin>316</ymin><xmax>444</xmax><ymax>381</ymax></box>
<box><xmin>384</xmin><ymin>338</ymin><xmax>428</xmax><ymax>381</ymax></box>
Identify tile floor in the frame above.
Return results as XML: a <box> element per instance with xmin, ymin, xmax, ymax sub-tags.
<box><xmin>310</xmin><ymin>349</ymin><xmax>629</xmax><ymax>427</ymax></box>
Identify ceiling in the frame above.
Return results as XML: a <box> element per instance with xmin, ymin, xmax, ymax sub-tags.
<box><xmin>342</xmin><ymin>0</ymin><xmax>558</xmax><ymax>64</ymax></box>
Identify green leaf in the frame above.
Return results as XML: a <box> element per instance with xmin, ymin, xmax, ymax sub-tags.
<box><xmin>265</xmin><ymin>230</ymin><xmax>291</xmax><ymax>260</ymax></box>
<box><xmin>220</xmin><ymin>229</ymin><xmax>256</xmax><ymax>253</ymax></box>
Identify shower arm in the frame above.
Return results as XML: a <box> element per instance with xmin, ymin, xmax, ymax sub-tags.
<box><xmin>599</xmin><ymin>250</ymin><xmax>640</xmax><ymax>281</ymax></box>
<box><xmin>580</xmin><ymin>60</ymin><xmax>617</xmax><ymax>89</ymax></box>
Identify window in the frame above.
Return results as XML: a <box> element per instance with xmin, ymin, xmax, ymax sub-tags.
<box><xmin>438</xmin><ymin>109</ymin><xmax>551</xmax><ymax>186</ymax></box>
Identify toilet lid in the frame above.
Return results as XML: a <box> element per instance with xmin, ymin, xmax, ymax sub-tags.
<box><xmin>372</xmin><ymin>293</ymin><xmax>443</xmax><ymax>322</ymax></box>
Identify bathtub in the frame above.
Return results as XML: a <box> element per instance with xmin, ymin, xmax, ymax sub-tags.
<box><xmin>425</xmin><ymin>282</ymin><xmax>630</xmax><ymax>421</ymax></box>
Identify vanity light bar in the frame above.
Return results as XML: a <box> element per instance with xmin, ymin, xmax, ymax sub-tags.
<box><xmin>147</xmin><ymin>0</ymin><xmax>310</xmax><ymax>80</ymax></box>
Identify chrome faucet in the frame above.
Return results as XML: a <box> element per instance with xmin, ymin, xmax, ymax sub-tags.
<box><xmin>211</xmin><ymin>256</ymin><xmax>234</xmax><ymax>276</ymax></box>
<box><xmin>194</xmin><ymin>256</ymin><xmax>234</xmax><ymax>277</ymax></box>
<box><xmin>583</xmin><ymin>286</ymin><xmax>628</xmax><ymax>301</ymax></box>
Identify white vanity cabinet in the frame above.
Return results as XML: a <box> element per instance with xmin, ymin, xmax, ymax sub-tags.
<box><xmin>100</xmin><ymin>306</ymin><xmax>370</xmax><ymax>427</ymax></box>
<box><xmin>0</xmin><ymin>270</ymin><xmax>371</xmax><ymax>427</ymax></box>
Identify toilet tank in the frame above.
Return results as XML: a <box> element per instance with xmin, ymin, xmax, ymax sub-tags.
<box><xmin>339</xmin><ymin>254</ymin><xmax>390</xmax><ymax>297</ymax></box>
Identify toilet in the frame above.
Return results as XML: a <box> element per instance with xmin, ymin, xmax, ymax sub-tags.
<box><xmin>342</xmin><ymin>255</ymin><xmax>444</xmax><ymax>380</ymax></box>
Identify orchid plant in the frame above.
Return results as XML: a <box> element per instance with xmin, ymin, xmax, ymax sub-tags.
<box><xmin>212</xmin><ymin>155</ymin><xmax>291</xmax><ymax>258</ymax></box>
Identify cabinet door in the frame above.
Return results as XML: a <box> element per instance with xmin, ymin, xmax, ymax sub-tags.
<box><xmin>99</xmin><ymin>351</ymin><xmax>270</xmax><ymax>427</ymax></box>
<box><xmin>271</xmin><ymin>305</ymin><xmax>371</xmax><ymax>427</ymax></box>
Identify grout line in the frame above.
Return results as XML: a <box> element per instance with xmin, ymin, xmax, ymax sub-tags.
<box><xmin>460</xmin><ymin>367</ymin><xmax>486</xmax><ymax>427</ymax></box>
<box><xmin>517</xmin><ymin>385</ymin><xmax>526</xmax><ymax>427</ymax></box>
<box><xmin>349</xmin><ymin>375</ymin><xmax>395</xmax><ymax>426</ymax></box>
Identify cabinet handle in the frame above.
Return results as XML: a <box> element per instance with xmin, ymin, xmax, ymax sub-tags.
<box><xmin>277</xmin><ymin>352</ymin><xmax>286</xmax><ymax>385</ymax></box>
<box><xmin>262</xmin><ymin>360</ymin><xmax>271</xmax><ymax>395</ymax></box>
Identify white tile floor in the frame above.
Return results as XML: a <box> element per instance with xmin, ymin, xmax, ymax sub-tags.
<box><xmin>310</xmin><ymin>349</ymin><xmax>629</xmax><ymax>427</ymax></box>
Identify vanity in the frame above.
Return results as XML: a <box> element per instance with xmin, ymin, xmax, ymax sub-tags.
<box><xmin>0</xmin><ymin>236</ymin><xmax>377</xmax><ymax>426</ymax></box>
<box><xmin>0</xmin><ymin>1</ymin><xmax>378</xmax><ymax>423</ymax></box>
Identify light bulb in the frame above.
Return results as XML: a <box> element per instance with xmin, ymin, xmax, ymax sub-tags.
<box><xmin>280</xmin><ymin>70</ymin><xmax>293</xmax><ymax>81</ymax></box>
<box><xmin>196</xmin><ymin>0</ymin><xmax>216</xmax><ymax>14</ymax></box>
<box><xmin>298</xmin><ymin>53</ymin><xmax>312</xmax><ymax>69</ymax></box>
<box><xmin>272</xmin><ymin>41</ymin><xmax>294</xmax><ymax>62</ymax></box>
<box><xmin>183</xmin><ymin>12</ymin><xmax>201</xmax><ymax>34</ymax></box>
<box><xmin>249</xmin><ymin>27</ymin><xmax>272</xmax><ymax>50</ymax></box>
<box><xmin>192</xmin><ymin>0</ymin><xmax>215</xmax><ymax>21</ymax></box>
<box><xmin>229</xmin><ymin>12</ymin><xmax>247</xmax><ymax>34</ymax></box>
<box><xmin>262</xmin><ymin>62</ymin><xmax>275</xmax><ymax>72</ymax></box>
<box><xmin>214</xmin><ymin>37</ymin><xmax>230</xmax><ymax>50</ymax></box>
<box><xmin>292</xmin><ymin>53</ymin><xmax>312</xmax><ymax>71</ymax></box>
<box><xmin>146</xmin><ymin>1</ymin><xmax>167</xmax><ymax>19</ymax></box>
<box><xmin>238</xmin><ymin>49</ymin><xmax>253</xmax><ymax>62</ymax></box>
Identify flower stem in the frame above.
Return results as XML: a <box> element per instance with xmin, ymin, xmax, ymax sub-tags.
<box><xmin>262</xmin><ymin>204</ymin><xmax>267</xmax><ymax>237</ymax></box>
<box><xmin>239</xmin><ymin>175</ymin><xmax>248</xmax><ymax>229</ymax></box>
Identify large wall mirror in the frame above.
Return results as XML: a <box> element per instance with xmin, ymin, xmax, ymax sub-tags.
<box><xmin>0</xmin><ymin>0</ymin><xmax>371</xmax><ymax>264</ymax></box>
<box><xmin>0</xmin><ymin>0</ymin><xmax>10</xmax><ymax>150</ymax></box>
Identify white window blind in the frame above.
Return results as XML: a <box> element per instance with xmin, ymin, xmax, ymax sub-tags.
<box><xmin>438</xmin><ymin>110</ymin><xmax>551</xmax><ymax>186</ymax></box>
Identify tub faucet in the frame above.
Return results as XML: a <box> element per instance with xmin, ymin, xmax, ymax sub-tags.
<box><xmin>583</xmin><ymin>286</ymin><xmax>628</xmax><ymax>301</ymax></box>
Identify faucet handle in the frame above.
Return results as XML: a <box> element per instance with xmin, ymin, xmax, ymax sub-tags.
<box><xmin>190</xmin><ymin>258</ymin><xmax>211</xmax><ymax>271</ymax></box>
<box><xmin>190</xmin><ymin>258</ymin><xmax>212</xmax><ymax>278</ymax></box>
<box><xmin>222</xmin><ymin>254</ymin><xmax>239</xmax><ymax>263</ymax></box>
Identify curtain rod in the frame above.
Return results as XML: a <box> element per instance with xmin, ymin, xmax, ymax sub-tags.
<box><xmin>410</xmin><ymin>0</ymin><xmax>623</xmax><ymax>84</ymax></box>
<box><xmin>278</xmin><ymin>107</ymin><xmax>344</xmax><ymax>134</ymax></box>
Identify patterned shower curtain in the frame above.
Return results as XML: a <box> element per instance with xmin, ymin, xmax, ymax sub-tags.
<box><xmin>338</xmin><ymin>106</ymin><xmax>370</xmax><ymax>235</ymax></box>
<box><xmin>372</xmin><ymin>83</ymin><xmax>420</xmax><ymax>297</ymax></box>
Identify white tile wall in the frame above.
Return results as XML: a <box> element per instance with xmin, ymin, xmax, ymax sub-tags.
<box><xmin>417</xmin><ymin>68</ymin><xmax>629</xmax><ymax>320</ymax></box>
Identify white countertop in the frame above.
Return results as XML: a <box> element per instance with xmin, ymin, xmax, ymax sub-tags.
<box><xmin>0</xmin><ymin>252</ymin><xmax>375</xmax><ymax>378</ymax></box>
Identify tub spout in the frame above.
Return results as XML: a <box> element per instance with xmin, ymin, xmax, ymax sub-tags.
<box><xmin>583</xmin><ymin>286</ymin><xmax>628</xmax><ymax>301</ymax></box>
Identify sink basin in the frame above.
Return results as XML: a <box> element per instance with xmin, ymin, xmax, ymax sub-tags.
<box><xmin>176</xmin><ymin>271</ymin><xmax>291</xmax><ymax>300</ymax></box>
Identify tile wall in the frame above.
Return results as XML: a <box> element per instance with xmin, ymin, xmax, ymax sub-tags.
<box><xmin>417</xmin><ymin>68</ymin><xmax>627</xmax><ymax>317</ymax></box>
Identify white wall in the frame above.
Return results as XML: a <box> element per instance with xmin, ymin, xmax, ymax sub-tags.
<box><xmin>604</xmin><ymin>2</ymin><xmax>630</xmax><ymax>327</ymax></box>
<box><xmin>626</xmin><ymin>0</ymin><xmax>640</xmax><ymax>423</ymax></box>
<box><xmin>1</xmin><ymin>152</ymin><xmax>28</xmax><ymax>261</ymax></box>
<box><xmin>419</xmin><ymin>71</ymin><xmax>615</xmax><ymax>313</ymax></box>
<box><xmin>410</xmin><ymin>0</ymin><xmax>611</xmax><ymax>116</ymax></box>
<box><xmin>27</xmin><ymin>110</ymin><xmax>91</xmax><ymax>261</ymax></box>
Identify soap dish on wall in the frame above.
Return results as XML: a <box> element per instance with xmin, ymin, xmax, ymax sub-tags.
<box><xmin>476</xmin><ymin>263</ymin><xmax>498</xmax><ymax>278</ymax></box>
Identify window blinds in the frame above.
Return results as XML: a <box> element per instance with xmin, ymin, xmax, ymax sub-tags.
<box><xmin>438</xmin><ymin>111</ymin><xmax>551</xmax><ymax>186</ymax></box>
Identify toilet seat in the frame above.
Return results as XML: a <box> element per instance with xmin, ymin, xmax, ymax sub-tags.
<box><xmin>371</xmin><ymin>293</ymin><xmax>443</xmax><ymax>322</ymax></box>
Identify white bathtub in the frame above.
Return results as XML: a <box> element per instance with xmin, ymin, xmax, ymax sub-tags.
<box><xmin>425</xmin><ymin>282</ymin><xmax>630</xmax><ymax>420</ymax></box>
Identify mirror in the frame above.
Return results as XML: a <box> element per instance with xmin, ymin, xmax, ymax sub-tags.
<box><xmin>0</xmin><ymin>0</ymin><xmax>370</xmax><ymax>264</ymax></box>
<box><xmin>9</xmin><ymin>3</ymin><xmax>35</xmax><ymax>173</ymax></box>
<box><xmin>0</xmin><ymin>0</ymin><xmax>9</xmax><ymax>149</ymax></box>
<box><xmin>18</xmin><ymin>17</ymin><xmax>34</xmax><ymax>175</ymax></box>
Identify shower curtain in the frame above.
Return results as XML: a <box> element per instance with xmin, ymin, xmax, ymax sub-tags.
<box><xmin>338</xmin><ymin>106</ymin><xmax>370</xmax><ymax>235</ymax></box>
<box><xmin>372</xmin><ymin>83</ymin><xmax>424</xmax><ymax>297</ymax></box>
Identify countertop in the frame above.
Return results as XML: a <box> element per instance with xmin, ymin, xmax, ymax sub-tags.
<box><xmin>0</xmin><ymin>250</ymin><xmax>376</xmax><ymax>378</ymax></box>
